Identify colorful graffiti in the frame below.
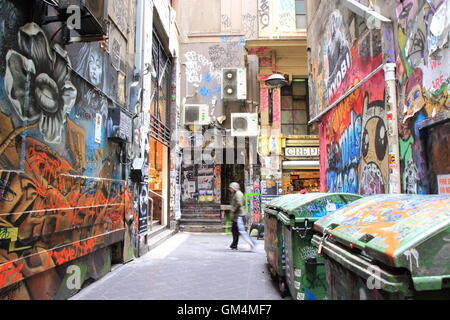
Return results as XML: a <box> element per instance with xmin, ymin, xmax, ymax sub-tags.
<box><xmin>309</xmin><ymin>3</ymin><xmax>385</xmax><ymax>119</ymax></box>
<box><xmin>0</xmin><ymin>1</ymin><xmax>133</xmax><ymax>300</ymax></box>
<box><xmin>321</xmin><ymin>63</ymin><xmax>387</xmax><ymax>195</ymax></box>
<box><xmin>396</xmin><ymin>0</ymin><xmax>450</xmax><ymax>194</ymax></box>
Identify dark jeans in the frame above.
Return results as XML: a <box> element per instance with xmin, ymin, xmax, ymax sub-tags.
<box><xmin>230</xmin><ymin>219</ymin><xmax>239</xmax><ymax>248</ymax></box>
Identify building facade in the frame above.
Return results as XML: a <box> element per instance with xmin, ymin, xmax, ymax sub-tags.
<box><xmin>245</xmin><ymin>0</ymin><xmax>320</xmax><ymax>205</ymax></box>
<box><xmin>0</xmin><ymin>0</ymin><xmax>180</xmax><ymax>299</ymax></box>
<box><xmin>307</xmin><ymin>0</ymin><xmax>450</xmax><ymax>195</ymax></box>
<box><xmin>173</xmin><ymin>0</ymin><xmax>262</xmax><ymax>231</ymax></box>
<box><xmin>131</xmin><ymin>0</ymin><xmax>180</xmax><ymax>257</ymax></box>
<box><xmin>0</xmin><ymin>0</ymin><xmax>138</xmax><ymax>299</ymax></box>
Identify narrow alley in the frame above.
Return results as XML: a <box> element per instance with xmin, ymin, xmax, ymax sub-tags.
<box><xmin>71</xmin><ymin>233</ymin><xmax>288</xmax><ymax>301</ymax></box>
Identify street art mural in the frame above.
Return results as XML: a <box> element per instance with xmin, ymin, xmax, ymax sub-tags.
<box><xmin>319</xmin><ymin>26</ymin><xmax>387</xmax><ymax>195</ymax></box>
<box><xmin>359</xmin><ymin>93</ymin><xmax>389</xmax><ymax>195</ymax></box>
<box><xmin>0</xmin><ymin>1</ymin><xmax>134</xmax><ymax>299</ymax></box>
<box><xmin>309</xmin><ymin>3</ymin><xmax>384</xmax><ymax>119</ymax></box>
<box><xmin>396</xmin><ymin>0</ymin><xmax>450</xmax><ymax>194</ymax></box>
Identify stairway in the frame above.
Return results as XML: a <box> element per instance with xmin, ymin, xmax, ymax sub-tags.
<box><xmin>147</xmin><ymin>221</ymin><xmax>177</xmax><ymax>251</ymax></box>
<box><xmin>179</xmin><ymin>203</ymin><xmax>226</xmax><ymax>233</ymax></box>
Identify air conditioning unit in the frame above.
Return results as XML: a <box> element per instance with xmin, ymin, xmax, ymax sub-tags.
<box><xmin>222</xmin><ymin>68</ymin><xmax>247</xmax><ymax>101</ymax></box>
<box><xmin>231</xmin><ymin>113</ymin><xmax>259</xmax><ymax>137</ymax></box>
<box><xmin>56</xmin><ymin>0</ymin><xmax>107</xmax><ymax>36</ymax></box>
<box><xmin>183</xmin><ymin>104</ymin><xmax>211</xmax><ymax>126</ymax></box>
<box><xmin>107</xmin><ymin>107</ymin><xmax>133</xmax><ymax>143</ymax></box>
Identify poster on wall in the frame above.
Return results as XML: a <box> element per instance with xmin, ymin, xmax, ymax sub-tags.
<box><xmin>138</xmin><ymin>184</ymin><xmax>149</xmax><ymax>234</ymax></box>
<box><xmin>198</xmin><ymin>175</ymin><xmax>214</xmax><ymax>190</ymax></box>
<box><xmin>438</xmin><ymin>175</ymin><xmax>450</xmax><ymax>195</ymax></box>
<box><xmin>188</xmin><ymin>181</ymin><xmax>196</xmax><ymax>193</ymax></box>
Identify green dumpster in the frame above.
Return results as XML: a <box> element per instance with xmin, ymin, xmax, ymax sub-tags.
<box><xmin>264</xmin><ymin>194</ymin><xmax>313</xmax><ymax>296</ymax></box>
<box><xmin>263</xmin><ymin>203</ymin><xmax>287</xmax><ymax>295</ymax></box>
<box><xmin>312</xmin><ymin>194</ymin><xmax>450</xmax><ymax>300</ymax></box>
<box><xmin>274</xmin><ymin>193</ymin><xmax>362</xmax><ymax>300</ymax></box>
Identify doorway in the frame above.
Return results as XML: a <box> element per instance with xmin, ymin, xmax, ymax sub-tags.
<box><xmin>149</xmin><ymin>137</ymin><xmax>169</xmax><ymax>229</ymax></box>
<box><xmin>424</xmin><ymin>120</ymin><xmax>450</xmax><ymax>194</ymax></box>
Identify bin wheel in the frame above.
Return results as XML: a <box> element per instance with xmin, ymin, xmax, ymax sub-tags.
<box><xmin>278</xmin><ymin>279</ymin><xmax>288</xmax><ymax>298</ymax></box>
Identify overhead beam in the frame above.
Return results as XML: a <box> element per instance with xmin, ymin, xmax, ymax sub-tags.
<box><xmin>342</xmin><ymin>0</ymin><xmax>391</xmax><ymax>23</ymax></box>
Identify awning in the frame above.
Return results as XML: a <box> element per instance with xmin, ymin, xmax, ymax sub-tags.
<box><xmin>282</xmin><ymin>161</ymin><xmax>320</xmax><ymax>170</ymax></box>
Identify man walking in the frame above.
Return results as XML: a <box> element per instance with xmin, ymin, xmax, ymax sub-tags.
<box><xmin>228</xmin><ymin>182</ymin><xmax>257</xmax><ymax>250</ymax></box>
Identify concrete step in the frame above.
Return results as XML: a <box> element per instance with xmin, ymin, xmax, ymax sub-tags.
<box><xmin>148</xmin><ymin>224</ymin><xmax>167</xmax><ymax>238</ymax></box>
<box><xmin>179</xmin><ymin>224</ymin><xmax>226</xmax><ymax>233</ymax></box>
<box><xmin>180</xmin><ymin>219</ymin><xmax>223</xmax><ymax>224</ymax></box>
<box><xmin>181</xmin><ymin>213</ymin><xmax>221</xmax><ymax>218</ymax></box>
<box><xmin>181</xmin><ymin>210</ymin><xmax>222</xmax><ymax>215</ymax></box>
<box><xmin>151</xmin><ymin>220</ymin><xmax>161</xmax><ymax>227</ymax></box>
<box><xmin>148</xmin><ymin>228</ymin><xmax>177</xmax><ymax>251</ymax></box>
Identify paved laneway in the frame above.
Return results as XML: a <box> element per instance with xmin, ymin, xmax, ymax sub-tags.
<box><xmin>71</xmin><ymin>233</ymin><xmax>290</xmax><ymax>300</ymax></box>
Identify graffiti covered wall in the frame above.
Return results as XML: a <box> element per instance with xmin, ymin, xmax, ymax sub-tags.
<box><xmin>395</xmin><ymin>0</ymin><xmax>450</xmax><ymax>194</ymax></box>
<box><xmin>310</xmin><ymin>2</ymin><xmax>388</xmax><ymax>195</ymax></box>
<box><xmin>0</xmin><ymin>0</ymin><xmax>135</xmax><ymax>299</ymax></box>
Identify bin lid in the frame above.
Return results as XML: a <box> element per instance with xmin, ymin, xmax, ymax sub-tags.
<box><xmin>314</xmin><ymin>194</ymin><xmax>450</xmax><ymax>290</ymax></box>
<box><xmin>266</xmin><ymin>193</ymin><xmax>363</xmax><ymax>223</ymax></box>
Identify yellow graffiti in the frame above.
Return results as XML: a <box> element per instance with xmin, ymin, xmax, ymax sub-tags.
<box><xmin>0</xmin><ymin>228</ymin><xmax>32</xmax><ymax>252</ymax></box>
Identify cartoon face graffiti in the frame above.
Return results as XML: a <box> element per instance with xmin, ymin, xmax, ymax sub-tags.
<box><xmin>403</xmin><ymin>68</ymin><xmax>425</xmax><ymax>122</ymax></box>
<box><xmin>359</xmin><ymin>97</ymin><xmax>388</xmax><ymax>195</ymax></box>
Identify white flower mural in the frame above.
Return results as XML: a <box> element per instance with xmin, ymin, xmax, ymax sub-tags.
<box><xmin>4</xmin><ymin>23</ymin><xmax>77</xmax><ymax>144</ymax></box>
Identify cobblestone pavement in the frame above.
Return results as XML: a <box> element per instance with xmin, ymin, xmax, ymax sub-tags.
<box><xmin>71</xmin><ymin>232</ymin><xmax>290</xmax><ymax>300</ymax></box>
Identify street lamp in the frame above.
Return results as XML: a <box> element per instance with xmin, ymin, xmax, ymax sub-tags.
<box><xmin>265</xmin><ymin>73</ymin><xmax>288</xmax><ymax>125</ymax></box>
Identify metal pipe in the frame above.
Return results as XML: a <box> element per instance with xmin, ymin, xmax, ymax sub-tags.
<box><xmin>384</xmin><ymin>63</ymin><xmax>402</xmax><ymax>194</ymax></box>
<box><xmin>309</xmin><ymin>63</ymin><xmax>385</xmax><ymax>124</ymax></box>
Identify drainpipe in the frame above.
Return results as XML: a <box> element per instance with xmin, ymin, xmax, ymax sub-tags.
<box><xmin>384</xmin><ymin>63</ymin><xmax>402</xmax><ymax>194</ymax></box>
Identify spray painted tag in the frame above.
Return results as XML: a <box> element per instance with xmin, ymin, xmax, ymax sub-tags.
<box><xmin>95</xmin><ymin>113</ymin><xmax>102</xmax><ymax>144</ymax></box>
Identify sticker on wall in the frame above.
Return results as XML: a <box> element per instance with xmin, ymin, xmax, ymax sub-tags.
<box><xmin>188</xmin><ymin>181</ymin><xmax>196</xmax><ymax>193</ymax></box>
<box><xmin>95</xmin><ymin>113</ymin><xmax>102</xmax><ymax>143</ymax></box>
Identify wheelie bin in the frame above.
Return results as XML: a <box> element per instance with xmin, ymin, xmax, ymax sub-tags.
<box><xmin>312</xmin><ymin>194</ymin><xmax>450</xmax><ymax>300</ymax></box>
<box><xmin>275</xmin><ymin>193</ymin><xmax>362</xmax><ymax>300</ymax></box>
<box><xmin>264</xmin><ymin>194</ymin><xmax>315</xmax><ymax>296</ymax></box>
<box><xmin>263</xmin><ymin>203</ymin><xmax>287</xmax><ymax>296</ymax></box>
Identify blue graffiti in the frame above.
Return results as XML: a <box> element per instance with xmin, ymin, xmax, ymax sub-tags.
<box><xmin>199</xmin><ymin>87</ymin><xmax>210</xmax><ymax>97</ymax></box>
<box><xmin>198</xmin><ymin>73</ymin><xmax>221</xmax><ymax>98</ymax></box>
<box><xmin>326</xmin><ymin>111</ymin><xmax>362</xmax><ymax>194</ymax></box>
<box><xmin>220</xmin><ymin>36</ymin><xmax>233</xmax><ymax>42</ymax></box>
<box><xmin>0</xmin><ymin>77</ymin><xmax>4</xmax><ymax>100</ymax></box>
<box><xmin>204</xmin><ymin>73</ymin><xmax>213</xmax><ymax>84</ymax></box>
<box><xmin>304</xmin><ymin>288</ymin><xmax>317</xmax><ymax>300</ymax></box>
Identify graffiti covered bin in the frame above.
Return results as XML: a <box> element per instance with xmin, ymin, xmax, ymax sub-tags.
<box><xmin>312</xmin><ymin>194</ymin><xmax>450</xmax><ymax>300</ymax></box>
<box><xmin>273</xmin><ymin>193</ymin><xmax>362</xmax><ymax>300</ymax></box>
<box><xmin>264</xmin><ymin>194</ymin><xmax>315</xmax><ymax>297</ymax></box>
<box><xmin>263</xmin><ymin>198</ymin><xmax>288</xmax><ymax>297</ymax></box>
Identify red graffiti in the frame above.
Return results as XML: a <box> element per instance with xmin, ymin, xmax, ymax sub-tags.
<box><xmin>247</xmin><ymin>46</ymin><xmax>270</xmax><ymax>55</ymax></box>
<box><xmin>0</xmin><ymin>262</ymin><xmax>24</xmax><ymax>289</ymax></box>
<box><xmin>48</xmin><ymin>239</ymin><xmax>96</xmax><ymax>266</ymax></box>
